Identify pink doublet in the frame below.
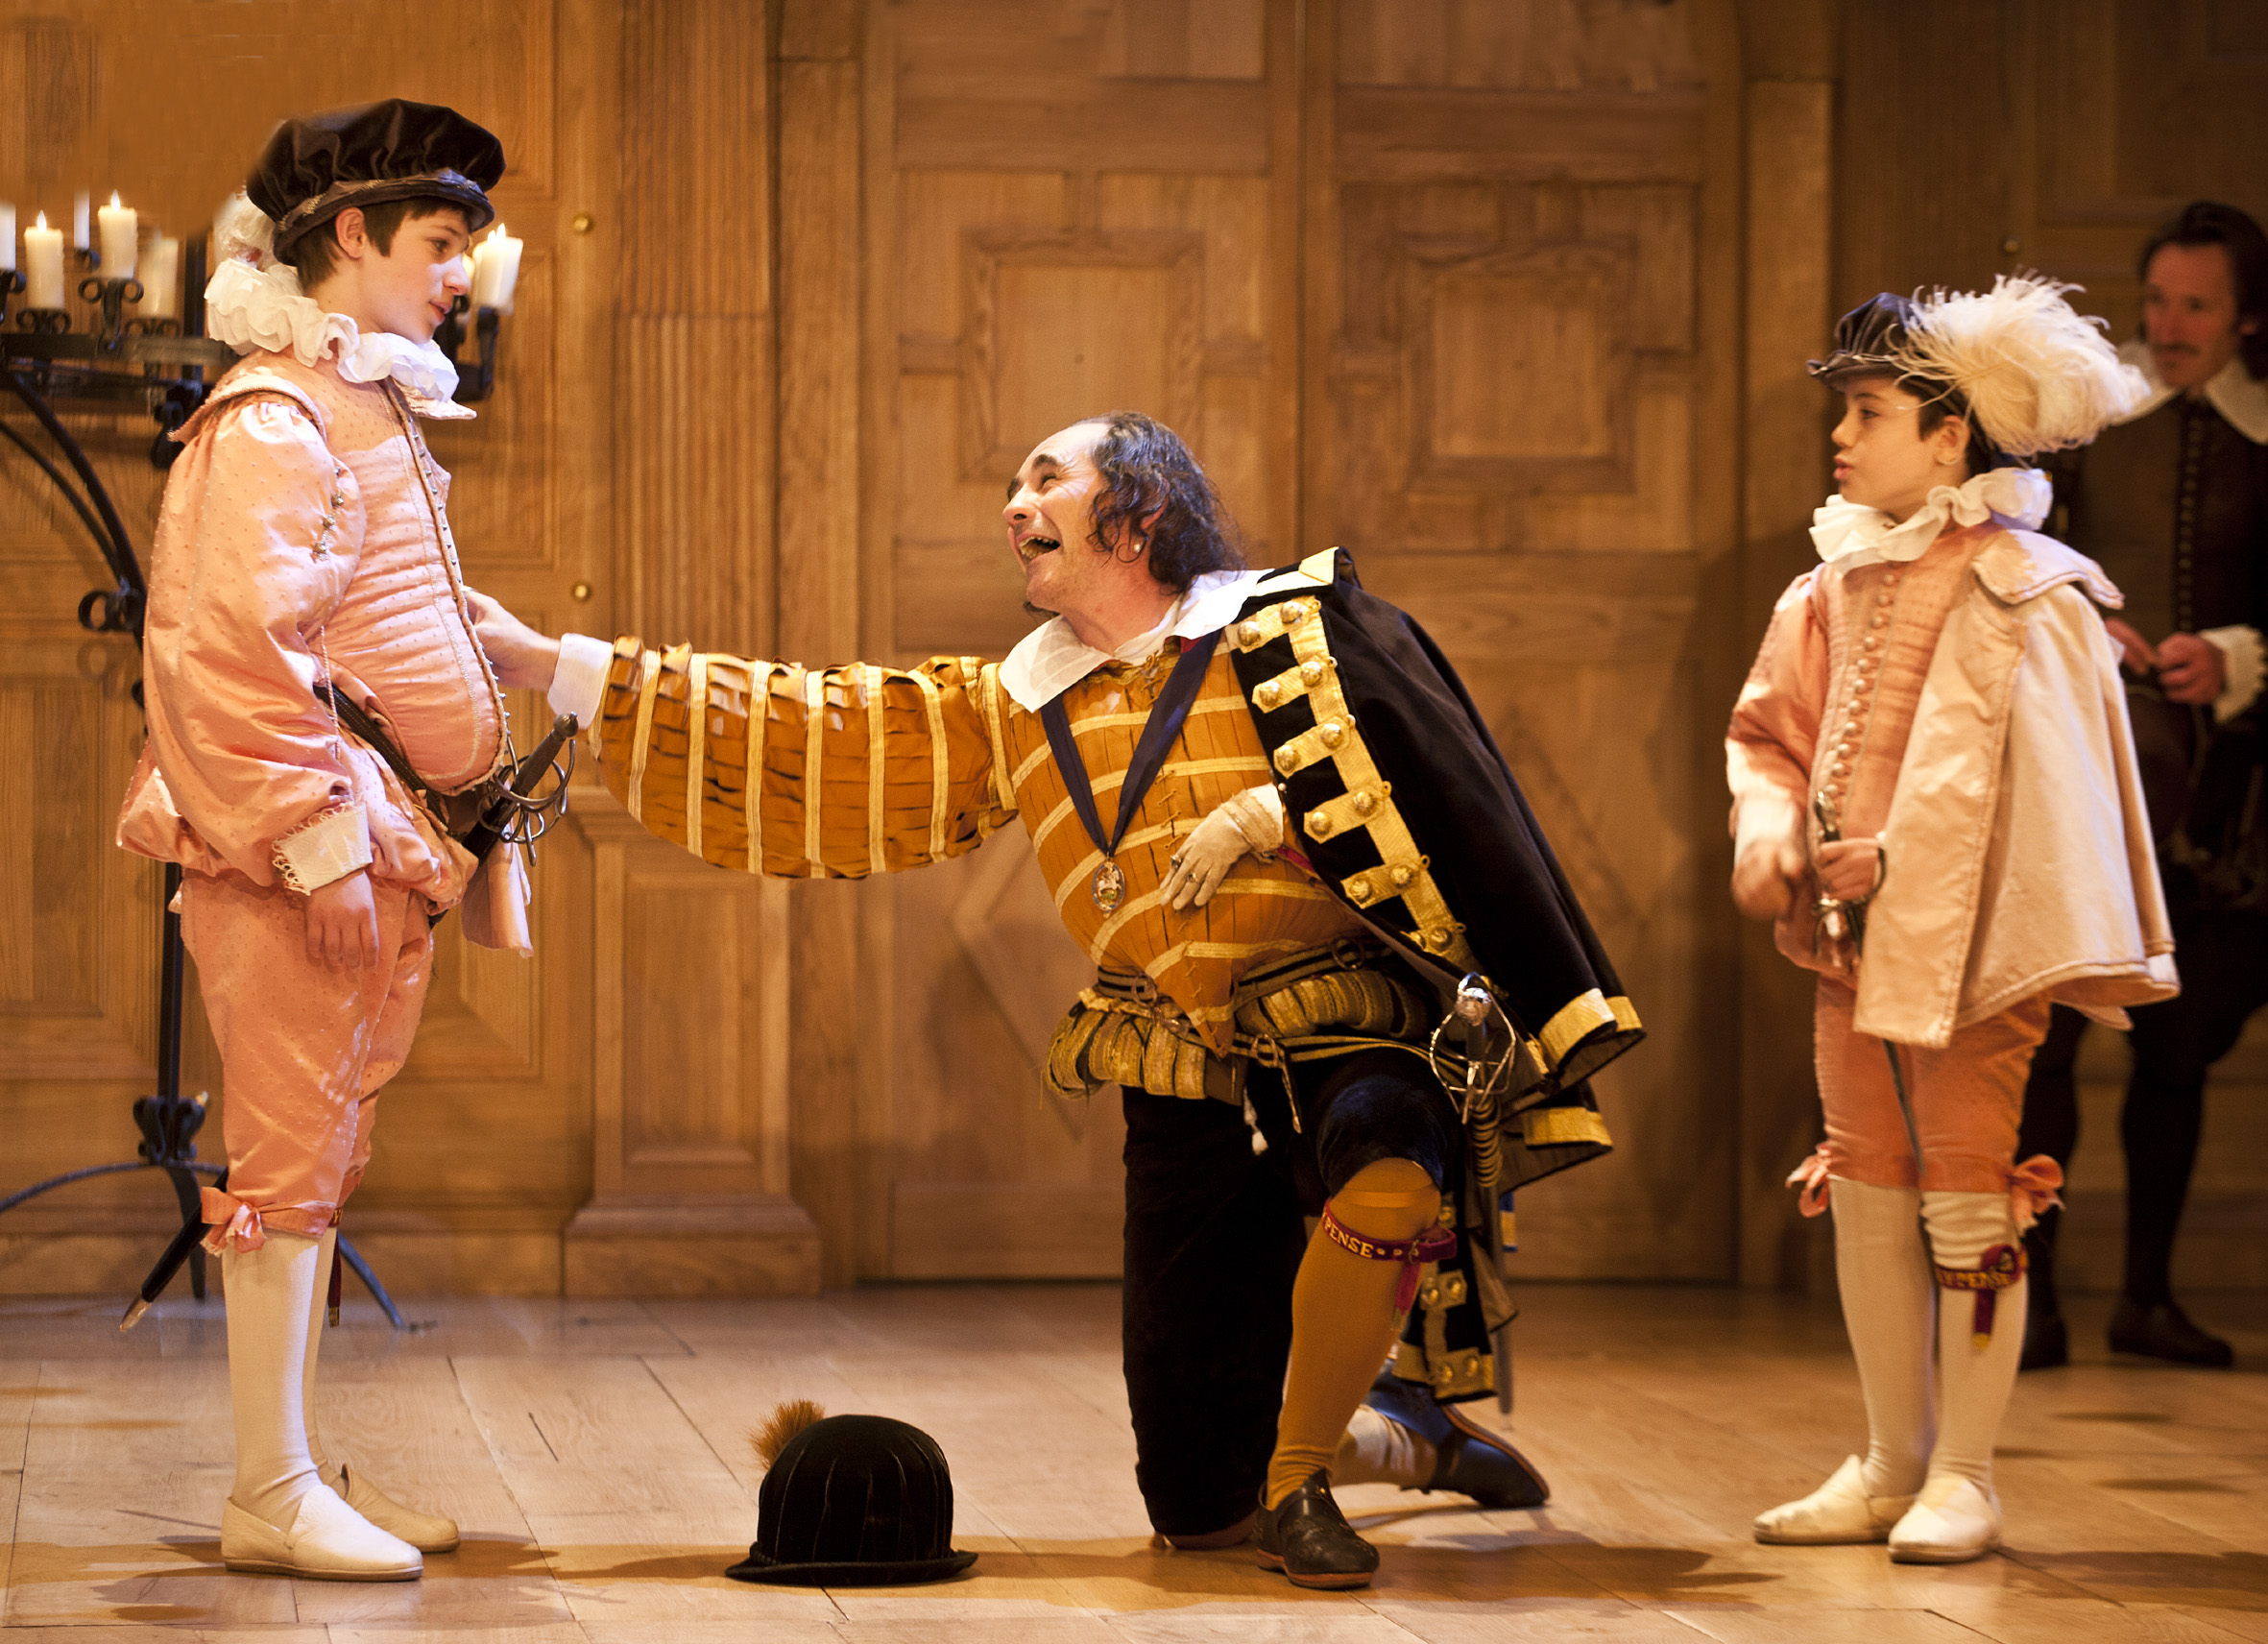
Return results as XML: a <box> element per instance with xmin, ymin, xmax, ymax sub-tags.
<box><xmin>115</xmin><ymin>348</ymin><xmax>507</xmax><ymax>1246</ymax></box>
<box><xmin>1728</xmin><ymin>520</ymin><xmax>2172</xmax><ymax>1200</ymax></box>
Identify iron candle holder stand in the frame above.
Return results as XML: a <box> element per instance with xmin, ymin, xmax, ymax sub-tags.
<box><xmin>76</xmin><ymin>275</ymin><xmax>146</xmax><ymax>350</ymax></box>
<box><xmin>434</xmin><ymin>295</ymin><xmax>502</xmax><ymax>402</ymax></box>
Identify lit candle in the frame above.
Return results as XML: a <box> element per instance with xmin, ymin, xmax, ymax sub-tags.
<box><xmin>136</xmin><ymin>234</ymin><xmax>180</xmax><ymax>318</ymax></box>
<box><xmin>25</xmin><ymin>212</ymin><xmax>63</xmax><ymax>308</ymax></box>
<box><xmin>97</xmin><ymin>192</ymin><xmax>136</xmax><ymax>280</ymax></box>
<box><xmin>0</xmin><ymin>203</ymin><xmax>14</xmax><ymax>272</ymax></box>
<box><xmin>71</xmin><ymin>190</ymin><xmax>89</xmax><ymax>251</ymax></box>
<box><xmin>469</xmin><ymin>223</ymin><xmax>521</xmax><ymax>314</ymax></box>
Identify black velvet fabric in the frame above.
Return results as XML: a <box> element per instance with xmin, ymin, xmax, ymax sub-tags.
<box><xmin>1229</xmin><ymin>552</ymin><xmax>1643</xmax><ymax>1096</ymax></box>
<box><xmin>251</xmin><ymin>100</ymin><xmax>504</xmax><ymax>250</ymax></box>
<box><xmin>1119</xmin><ymin>1050</ymin><xmax>1461</xmax><ymax>1538</ymax></box>
<box><xmin>726</xmin><ymin>1414</ymin><xmax>977</xmax><ymax>1586</ymax></box>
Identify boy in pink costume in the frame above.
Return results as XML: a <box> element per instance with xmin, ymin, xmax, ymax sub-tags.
<box><xmin>1727</xmin><ymin>279</ymin><xmax>2177</xmax><ymax>1564</ymax></box>
<box><xmin>115</xmin><ymin>101</ymin><xmax>570</xmax><ymax>1582</ymax></box>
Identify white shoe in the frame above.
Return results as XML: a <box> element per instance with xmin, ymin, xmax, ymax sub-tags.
<box><xmin>1753</xmin><ymin>1454</ymin><xmax>1918</xmax><ymax>1545</ymax></box>
<box><xmin>1888</xmin><ymin>1474</ymin><xmax>2002</xmax><ymax>1563</ymax></box>
<box><xmin>322</xmin><ymin>1459</ymin><xmax>460</xmax><ymax>1553</ymax></box>
<box><xmin>222</xmin><ymin>1485</ymin><xmax>423</xmax><ymax>1581</ymax></box>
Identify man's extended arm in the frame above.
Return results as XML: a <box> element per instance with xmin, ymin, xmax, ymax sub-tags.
<box><xmin>472</xmin><ymin>600</ymin><xmax>1016</xmax><ymax>876</ymax></box>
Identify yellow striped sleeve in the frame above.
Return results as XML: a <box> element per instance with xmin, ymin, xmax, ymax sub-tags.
<box><xmin>595</xmin><ymin>639</ymin><xmax>1018</xmax><ymax>877</ymax></box>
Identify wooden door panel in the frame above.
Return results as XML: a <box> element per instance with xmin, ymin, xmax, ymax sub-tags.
<box><xmin>874</xmin><ymin>0</ymin><xmax>1296</xmax><ymax>1276</ymax></box>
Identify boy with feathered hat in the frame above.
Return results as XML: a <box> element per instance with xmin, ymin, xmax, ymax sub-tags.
<box><xmin>1726</xmin><ymin>278</ymin><xmax>2178</xmax><ymax>1563</ymax></box>
<box><xmin>115</xmin><ymin>100</ymin><xmax>570</xmax><ymax>1581</ymax></box>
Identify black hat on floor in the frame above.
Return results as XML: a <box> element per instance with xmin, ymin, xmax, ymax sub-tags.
<box><xmin>252</xmin><ymin>99</ymin><xmax>504</xmax><ymax>254</ymax></box>
<box><xmin>725</xmin><ymin>1414</ymin><xmax>978</xmax><ymax>1587</ymax></box>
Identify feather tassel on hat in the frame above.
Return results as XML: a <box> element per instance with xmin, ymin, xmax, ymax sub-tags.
<box><xmin>1892</xmin><ymin>274</ymin><xmax>2149</xmax><ymax>457</ymax></box>
<box><xmin>750</xmin><ymin>1399</ymin><xmax>828</xmax><ymax>1468</ymax></box>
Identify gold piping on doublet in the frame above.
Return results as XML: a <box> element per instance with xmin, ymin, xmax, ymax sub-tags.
<box><xmin>1522</xmin><ymin>1105</ymin><xmax>1613</xmax><ymax>1148</ymax></box>
<box><xmin>1538</xmin><ymin>989</ymin><xmax>1615</xmax><ymax>1067</ymax></box>
<box><xmin>685</xmin><ymin>652</ymin><xmax>709</xmax><ymax>858</ymax></box>
<box><xmin>628</xmin><ymin>646</ymin><xmax>664</xmax><ymax>824</ymax></box>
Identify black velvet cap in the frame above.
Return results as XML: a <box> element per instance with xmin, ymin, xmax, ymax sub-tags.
<box><xmin>1809</xmin><ymin>292</ymin><xmax>1931</xmax><ymax>387</ymax></box>
<box><xmin>251</xmin><ymin>99</ymin><xmax>504</xmax><ymax>253</ymax></box>
<box><xmin>725</xmin><ymin>1414</ymin><xmax>977</xmax><ymax>1587</ymax></box>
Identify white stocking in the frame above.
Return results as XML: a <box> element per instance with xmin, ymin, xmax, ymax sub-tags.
<box><xmin>1921</xmin><ymin>1190</ymin><xmax>2026</xmax><ymax>1491</ymax></box>
<box><xmin>1829</xmin><ymin>1177</ymin><xmax>1935</xmax><ymax>1498</ymax></box>
<box><xmin>301</xmin><ymin>1225</ymin><xmax>339</xmax><ymax>1475</ymax></box>
<box><xmin>223</xmin><ymin>1230</ymin><xmax>324</xmax><ymax>1529</ymax></box>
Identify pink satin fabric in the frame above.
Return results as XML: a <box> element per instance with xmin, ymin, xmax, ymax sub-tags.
<box><xmin>1812</xmin><ymin>977</ymin><xmax>2052</xmax><ymax>1194</ymax></box>
<box><xmin>181</xmin><ymin>870</ymin><xmax>433</xmax><ymax>1246</ymax></box>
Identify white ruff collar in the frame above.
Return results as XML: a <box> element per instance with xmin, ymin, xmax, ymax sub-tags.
<box><xmin>2111</xmin><ymin>337</ymin><xmax>2268</xmax><ymax>444</ymax></box>
<box><xmin>999</xmin><ymin>568</ymin><xmax>1268</xmax><ymax>712</ymax></box>
<box><xmin>1808</xmin><ymin>467</ymin><xmax>2051</xmax><ymax>570</ymax></box>
<box><xmin>204</xmin><ymin>258</ymin><xmax>471</xmax><ymax>420</ymax></box>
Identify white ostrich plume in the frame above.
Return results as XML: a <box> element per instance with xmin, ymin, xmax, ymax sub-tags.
<box><xmin>1894</xmin><ymin>274</ymin><xmax>2149</xmax><ymax>457</ymax></box>
<box><xmin>213</xmin><ymin>192</ymin><xmax>278</xmax><ymax>271</ymax></box>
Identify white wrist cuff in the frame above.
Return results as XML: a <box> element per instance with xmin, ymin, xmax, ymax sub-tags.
<box><xmin>1733</xmin><ymin>792</ymin><xmax>1804</xmax><ymax>860</ymax></box>
<box><xmin>2199</xmin><ymin>624</ymin><xmax>2264</xmax><ymax>724</ymax></box>
<box><xmin>549</xmin><ymin>632</ymin><xmax>613</xmax><ymax>725</ymax></box>
<box><xmin>272</xmin><ymin>805</ymin><xmax>373</xmax><ymax>894</ymax></box>
<box><xmin>1222</xmin><ymin>783</ymin><xmax>1286</xmax><ymax>858</ymax></box>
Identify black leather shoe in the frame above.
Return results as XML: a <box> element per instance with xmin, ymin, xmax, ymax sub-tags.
<box><xmin>2109</xmin><ymin>1297</ymin><xmax>2234</xmax><ymax>1367</ymax></box>
<box><xmin>2020</xmin><ymin>1310</ymin><xmax>2069</xmax><ymax>1371</ymax></box>
<box><xmin>1364</xmin><ymin>1369</ymin><xmax>1550</xmax><ymax>1509</ymax></box>
<box><xmin>1254</xmin><ymin>1470</ymin><xmax>1379</xmax><ymax>1590</ymax></box>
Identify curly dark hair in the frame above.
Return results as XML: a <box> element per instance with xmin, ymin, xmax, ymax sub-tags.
<box><xmin>2138</xmin><ymin>200</ymin><xmax>2268</xmax><ymax>380</ymax></box>
<box><xmin>1079</xmin><ymin>410</ymin><xmax>1246</xmax><ymax>592</ymax></box>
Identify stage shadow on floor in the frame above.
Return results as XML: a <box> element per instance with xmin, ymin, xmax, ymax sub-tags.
<box><xmin>2011</xmin><ymin>1548</ymin><xmax>2268</xmax><ymax>1611</ymax></box>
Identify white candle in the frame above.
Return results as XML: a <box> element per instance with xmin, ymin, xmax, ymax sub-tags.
<box><xmin>71</xmin><ymin>190</ymin><xmax>89</xmax><ymax>251</ymax></box>
<box><xmin>0</xmin><ymin>203</ymin><xmax>14</xmax><ymax>272</ymax></box>
<box><xmin>97</xmin><ymin>192</ymin><xmax>136</xmax><ymax>279</ymax></box>
<box><xmin>469</xmin><ymin>223</ymin><xmax>521</xmax><ymax>314</ymax></box>
<box><xmin>136</xmin><ymin>234</ymin><xmax>179</xmax><ymax>318</ymax></box>
<box><xmin>25</xmin><ymin>212</ymin><xmax>63</xmax><ymax>308</ymax></box>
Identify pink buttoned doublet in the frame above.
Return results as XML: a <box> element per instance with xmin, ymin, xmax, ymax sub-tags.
<box><xmin>1728</xmin><ymin>520</ymin><xmax>2174</xmax><ymax>1195</ymax></box>
<box><xmin>116</xmin><ymin>349</ymin><xmax>507</xmax><ymax>1245</ymax></box>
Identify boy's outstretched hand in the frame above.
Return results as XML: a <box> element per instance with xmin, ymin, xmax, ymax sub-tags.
<box><xmin>465</xmin><ymin>590</ymin><xmax>563</xmax><ymax>693</ymax></box>
<box><xmin>306</xmin><ymin>867</ymin><xmax>381</xmax><ymax>970</ymax></box>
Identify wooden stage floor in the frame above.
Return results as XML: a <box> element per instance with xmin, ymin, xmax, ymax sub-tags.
<box><xmin>2</xmin><ymin>1281</ymin><xmax>2263</xmax><ymax>1642</ymax></box>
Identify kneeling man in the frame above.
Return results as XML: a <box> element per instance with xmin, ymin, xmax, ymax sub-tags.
<box><xmin>486</xmin><ymin>412</ymin><xmax>1642</xmax><ymax>1587</ymax></box>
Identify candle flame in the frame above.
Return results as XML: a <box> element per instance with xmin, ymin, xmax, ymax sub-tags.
<box><xmin>488</xmin><ymin>224</ymin><xmax>507</xmax><ymax>241</ymax></box>
<box><xmin>34</xmin><ymin>211</ymin><xmax>46</xmax><ymax>230</ymax></box>
<box><xmin>109</xmin><ymin>191</ymin><xmax>122</xmax><ymax>209</ymax></box>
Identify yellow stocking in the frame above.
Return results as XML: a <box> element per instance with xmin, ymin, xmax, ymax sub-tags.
<box><xmin>1265</xmin><ymin>1158</ymin><xmax>1440</xmax><ymax>1510</ymax></box>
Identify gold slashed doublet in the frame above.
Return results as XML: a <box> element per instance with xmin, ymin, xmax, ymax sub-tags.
<box><xmin>591</xmin><ymin>636</ymin><xmax>1369</xmax><ymax>1058</ymax></box>
<box><xmin>593</xmin><ymin>549</ymin><xmax>1646</xmax><ymax>1404</ymax></box>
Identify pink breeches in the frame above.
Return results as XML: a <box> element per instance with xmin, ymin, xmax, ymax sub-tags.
<box><xmin>1814</xmin><ymin>978</ymin><xmax>2051</xmax><ymax>1194</ymax></box>
<box><xmin>181</xmin><ymin>870</ymin><xmax>432</xmax><ymax>1246</ymax></box>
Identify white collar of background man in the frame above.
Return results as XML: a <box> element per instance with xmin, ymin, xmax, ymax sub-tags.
<box><xmin>999</xmin><ymin>568</ymin><xmax>1267</xmax><ymax>712</ymax></box>
<box><xmin>2115</xmin><ymin>336</ymin><xmax>2268</xmax><ymax>445</ymax></box>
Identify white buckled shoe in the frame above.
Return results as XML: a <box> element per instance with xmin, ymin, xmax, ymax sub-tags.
<box><xmin>1887</xmin><ymin>1474</ymin><xmax>2002</xmax><ymax>1563</ymax></box>
<box><xmin>222</xmin><ymin>1485</ymin><xmax>422</xmax><ymax>1581</ymax></box>
<box><xmin>1753</xmin><ymin>1454</ymin><xmax>1918</xmax><ymax>1545</ymax></box>
<box><xmin>321</xmin><ymin>1459</ymin><xmax>460</xmax><ymax>1554</ymax></box>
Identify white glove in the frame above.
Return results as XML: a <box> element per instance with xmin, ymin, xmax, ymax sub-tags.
<box><xmin>1160</xmin><ymin>785</ymin><xmax>1284</xmax><ymax>911</ymax></box>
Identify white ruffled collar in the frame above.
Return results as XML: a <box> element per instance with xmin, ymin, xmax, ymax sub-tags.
<box><xmin>1808</xmin><ymin>467</ymin><xmax>2052</xmax><ymax>570</ymax></box>
<box><xmin>999</xmin><ymin>568</ymin><xmax>1268</xmax><ymax>711</ymax></box>
<box><xmin>204</xmin><ymin>258</ymin><xmax>471</xmax><ymax>420</ymax></box>
<box><xmin>2112</xmin><ymin>337</ymin><xmax>2268</xmax><ymax>444</ymax></box>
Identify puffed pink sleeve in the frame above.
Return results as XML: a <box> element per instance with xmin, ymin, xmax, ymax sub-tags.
<box><xmin>1725</xmin><ymin>568</ymin><xmax>1828</xmax><ymax>859</ymax></box>
<box><xmin>137</xmin><ymin>395</ymin><xmax>369</xmax><ymax>888</ymax></box>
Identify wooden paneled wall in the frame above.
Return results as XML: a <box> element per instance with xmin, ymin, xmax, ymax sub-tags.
<box><xmin>2</xmin><ymin>0</ymin><xmax>2258</xmax><ymax>1297</ymax></box>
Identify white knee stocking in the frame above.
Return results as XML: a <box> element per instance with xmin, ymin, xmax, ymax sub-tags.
<box><xmin>301</xmin><ymin>1225</ymin><xmax>339</xmax><ymax>1475</ymax></box>
<box><xmin>1920</xmin><ymin>1190</ymin><xmax>2026</xmax><ymax>1491</ymax></box>
<box><xmin>1829</xmin><ymin>1177</ymin><xmax>1935</xmax><ymax>1498</ymax></box>
<box><xmin>223</xmin><ymin>1230</ymin><xmax>325</xmax><ymax>1529</ymax></box>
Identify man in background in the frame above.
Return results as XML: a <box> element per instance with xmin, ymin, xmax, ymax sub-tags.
<box><xmin>2019</xmin><ymin>201</ymin><xmax>2268</xmax><ymax>1370</ymax></box>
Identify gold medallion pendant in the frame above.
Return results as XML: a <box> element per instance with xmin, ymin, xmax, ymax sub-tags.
<box><xmin>1091</xmin><ymin>858</ymin><xmax>1127</xmax><ymax>913</ymax></box>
